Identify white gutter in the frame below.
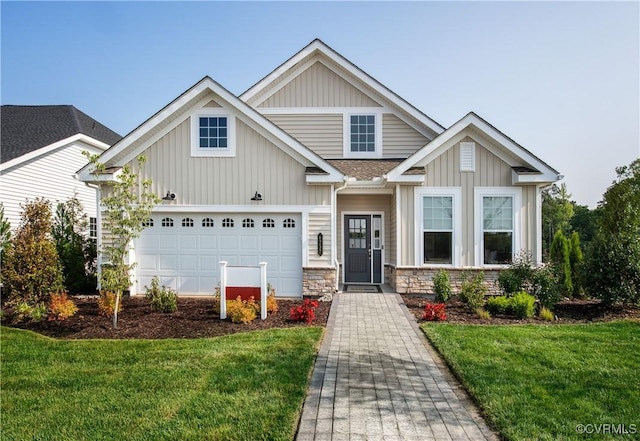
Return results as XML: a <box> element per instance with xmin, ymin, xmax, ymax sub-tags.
<box><xmin>332</xmin><ymin>178</ymin><xmax>349</xmax><ymax>291</ymax></box>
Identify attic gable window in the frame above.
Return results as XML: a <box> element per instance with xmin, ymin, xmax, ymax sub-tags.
<box><xmin>190</xmin><ymin>110</ymin><xmax>236</xmax><ymax>157</ymax></box>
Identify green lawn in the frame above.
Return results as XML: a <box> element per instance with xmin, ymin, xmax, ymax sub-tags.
<box><xmin>422</xmin><ymin>321</ymin><xmax>640</xmax><ymax>441</ymax></box>
<box><xmin>1</xmin><ymin>326</ymin><xmax>323</xmax><ymax>441</ymax></box>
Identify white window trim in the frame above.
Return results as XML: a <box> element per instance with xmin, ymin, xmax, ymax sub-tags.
<box><xmin>414</xmin><ymin>187</ymin><xmax>462</xmax><ymax>267</ymax></box>
<box><xmin>190</xmin><ymin>109</ymin><xmax>236</xmax><ymax>157</ymax></box>
<box><xmin>343</xmin><ymin>110</ymin><xmax>383</xmax><ymax>158</ymax></box>
<box><xmin>474</xmin><ymin>187</ymin><xmax>522</xmax><ymax>268</ymax></box>
<box><xmin>460</xmin><ymin>141</ymin><xmax>476</xmax><ymax>172</ymax></box>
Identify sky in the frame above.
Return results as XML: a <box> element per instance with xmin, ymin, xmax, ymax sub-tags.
<box><xmin>1</xmin><ymin>1</ymin><xmax>638</xmax><ymax>208</ymax></box>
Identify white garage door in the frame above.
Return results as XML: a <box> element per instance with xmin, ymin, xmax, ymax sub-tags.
<box><xmin>135</xmin><ymin>213</ymin><xmax>302</xmax><ymax>297</ymax></box>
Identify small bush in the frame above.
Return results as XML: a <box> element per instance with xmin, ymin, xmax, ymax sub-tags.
<box><xmin>422</xmin><ymin>302</ymin><xmax>447</xmax><ymax>321</ymax></box>
<box><xmin>266</xmin><ymin>291</ymin><xmax>279</xmax><ymax>314</ymax></box>
<box><xmin>12</xmin><ymin>301</ymin><xmax>47</xmax><ymax>323</ymax></box>
<box><xmin>539</xmin><ymin>306</ymin><xmax>554</xmax><ymax>321</ymax></box>
<box><xmin>144</xmin><ymin>276</ymin><xmax>177</xmax><ymax>313</ymax></box>
<box><xmin>511</xmin><ymin>291</ymin><xmax>536</xmax><ymax>319</ymax></box>
<box><xmin>433</xmin><ymin>270</ymin><xmax>452</xmax><ymax>303</ymax></box>
<box><xmin>47</xmin><ymin>291</ymin><xmax>78</xmax><ymax>321</ymax></box>
<box><xmin>97</xmin><ymin>291</ymin><xmax>122</xmax><ymax>317</ymax></box>
<box><xmin>486</xmin><ymin>296</ymin><xmax>511</xmax><ymax>315</ymax></box>
<box><xmin>475</xmin><ymin>308</ymin><xmax>491</xmax><ymax>320</ymax></box>
<box><xmin>459</xmin><ymin>272</ymin><xmax>487</xmax><ymax>310</ymax></box>
<box><xmin>498</xmin><ymin>251</ymin><xmax>535</xmax><ymax>295</ymax></box>
<box><xmin>227</xmin><ymin>296</ymin><xmax>258</xmax><ymax>324</ymax></box>
<box><xmin>290</xmin><ymin>299</ymin><xmax>318</xmax><ymax>324</ymax></box>
<box><xmin>531</xmin><ymin>264</ymin><xmax>561</xmax><ymax>308</ymax></box>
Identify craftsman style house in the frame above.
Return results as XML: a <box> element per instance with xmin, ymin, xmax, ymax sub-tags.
<box><xmin>78</xmin><ymin>40</ymin><xmax>560</xmax><ymax>296</ymax></box>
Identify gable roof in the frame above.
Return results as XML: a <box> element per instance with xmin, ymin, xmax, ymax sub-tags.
<box><xmin>77</xmin><ymin>76</ymin><xmax>344</xmax><ymax>183</ymax></box>
<box><xmin>0</xmin><ymin>105</ymin><xmax>121</xmax><ymax>164</ymax></box>
<box><xmin>240</xmin><ymin>39</ymin><xmax>445</xmax><ymax>137</ymax></box>
<box><xmin>386</xmin><ymin>112</ymin><xmax>561</xmax><ymax>184</ymax></box>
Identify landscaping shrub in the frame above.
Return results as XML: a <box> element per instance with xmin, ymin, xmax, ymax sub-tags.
<box><xmin>486</xmin><ymin>296</ymin><xmax>511</xmax><ymax>315</ymax></box>
<box><xmin>433</xmin><ymin>270</ymin><xmax>452</xmax><ymax>302</ymax></box>
<box><xmin>550</xmin><ymin>230</ymin><xmax>573</xmax><ymax>296</ymax></box>
<box><xmin>530</xmin><ymin>264</ymin><xmax>561</xmax><ymax>308</ymax></box>
<box><xmin>97</xmin><ymin>291</ymin><xmax>122</xmax><ymax>317</ymax></box>
<box><xmin>266</xmin><ymin>291</ymin><xmax>279</xmax><ymax>314</ymax></box>
<box><xmin>422</xmin><ymin>302</ymin><xmax>447</xmax><ymax>321</ymax></box>
<box><xmin>1</xmin><ymin>198</ymin><xmax>63</xmax><ymax>305</ymax></box>
<box><xmin>539</xmin><ymin>306</ymin><xmax>554</xmax><ymax>321</ymax></box>
<box><xmin>290</xmin><ymin>299</ymin><xmax>319</xmax><ymax>324</ymax></box>
<box><xmin>459</xmin><ymin>272</ymin><xmax>487</xmax><ymax>310</ymax></box>
<box><xmin>0</xmin><ymin>202</ymin><xmax>11</xmax><ymax>259</ymax></box>
<box><xmin>52</xmin><ymin>197</ymin><xmax>97</xmax><ymax>293</ymax></box>
<box><xmin>47</xmin><ymin>291</ymin><xmax>78</xmax><ymax>321</ymax></box>
<box><xmin>511</xmin><ymin>291</ymin><xmax>536</xmax><ymax>319</ymax></box>
<box><xmin>13</xmin><ymin>301</ymin><xmax>47</xmax><ymax>323</ymax></box>
<box><xmin>226</xmin><ymin>296</ymin><xmax>258</xmax><ymax>324</ymax></box>
<box><xmin>475</xmin><ymin>308</ymin><xmax>491</xmax><ymax>320</ymax></box>
<box><xmin>144</xmin><ymin>276</ymin><xmax>178</xmax><ymax>313</ymax></box>
<box><xmin>498</xmin><ymin>251</ymin><xmax>535</xmax><ymax>295</ymax></box>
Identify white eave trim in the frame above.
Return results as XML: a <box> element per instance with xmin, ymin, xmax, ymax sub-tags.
<box><xmin>387</xmin><ymin>113</ymin><xmax>560</xmax><ymax>183</ymax></box>
<box><xmin>512</xmin><ymin>170</ymin><xmax>559</xmax><ymax>185</ymax></box>
<box><xmin>385</xmin><ymin>174</ymin><xmax>425</xmax><ymax>184</ymax></box>
<box><xmin>77</xmin><ymin>167</ymin><xmax>122</xmax><ymax>183</ymax></box>
<box><xmin>240</xmin><ymin>39</ymin><xmax>445</xmax><ymax>136</ymax></box>
<box><xmin>1</xmin><ymin>134</ymin><xmax>109</xmax><ymax>172</ymax></box>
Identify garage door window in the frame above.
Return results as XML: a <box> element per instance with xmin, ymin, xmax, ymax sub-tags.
<box><xmin>182</xmin><ymin>218</ymin><xmax>194</xmax><ymax>227</ymax></box>
<box><xmin>202</xmin><ymin>218</ymin><xmax>214</xmax><ymax>227</ymax></box>
<box><xmin>222</xmin><ymin>218</ymin><xmax>234</xmax><ymax>228</ymax></box>
<box><xmin>263</xmin><ymin>218</ymin><xmax>275</xmax><ymax>228</ymax></box>
<box><xmin>283</xmin><ymin>218</ymin><xmax>296</xmax><ymax>228</ymax></box>
<box><xmin>161</xmin><ymin>218</ymin><xmax>174</xmax><ymax>227</ymax></box>
<box><xmin>143</xmin><ymin>218</ymin><xmax>153</xmax><ymax>227</ymax></box>
<box><xmin>242</xmin><ymin>218</ymin><xmax>255</xmax><ymax>228</ymax></box>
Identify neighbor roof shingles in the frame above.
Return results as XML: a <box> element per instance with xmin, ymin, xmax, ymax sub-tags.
<box><xmin>0</xmin><ymin>105</ymin><xmax>122</xmax><ymax>164</ymax></box>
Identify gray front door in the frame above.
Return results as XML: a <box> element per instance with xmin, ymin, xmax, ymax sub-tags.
<box><xmin>345</xmin><ymin>215</ymin><xmax>372</xmax><ymax>283</ymax></box>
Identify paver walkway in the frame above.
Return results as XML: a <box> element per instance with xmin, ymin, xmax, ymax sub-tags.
<box><xmin>296</xmin><ymin>291</ymin><xmax>498</xmax><ymax>441</ymax></box>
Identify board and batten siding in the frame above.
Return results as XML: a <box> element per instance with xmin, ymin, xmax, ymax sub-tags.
<box><xmin>264</xmin><ymin>114</ymin><xmax>343</xmax><ymax>158</ymax></box>
<box><xmin>308</xmin><ymin>212</ymin><xmax>332</xmax><ymax>267</ymax></box>
<box><xmin>389</xmin><ymin>188</ymin><xmax>398</xmax><ymax>266</ymax></box>
<box><xmin>131</xmin><ymin>118</ymin><xmax>331</xmax><ymax>206</ymax></box>
<box><xmin>258</xmin><ymin>61</ymin><xmax>382</xmax><ymax>108</ymax></box>
<box><xmin>0</xmin><ymin>143</ymin><xmax>102</xmax><ymax>229</ymax></box>
<box><xmin>382</xmin><ymin>114</ymin><xmax>430</xmax><ymax>158</ymax></box>
<box><xmin>401</xmin><ymin>137</ymin><xmax>539</xmax><ymax>266</ymax></box>
<box><xmin>336</xmin><ymin>194</ymin><xmax>392</xmax><ymax>265</ymax></box>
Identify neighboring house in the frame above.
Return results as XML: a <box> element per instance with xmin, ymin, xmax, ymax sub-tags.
<box><xmin>77</xmin><ymin>39</ymin><xmax>561</xmax><ymax>297</ymax></box>
<box><xmin>1</xmin><ymin>105</ymin><xmax>121</xmax><ymax>234</ymax></box>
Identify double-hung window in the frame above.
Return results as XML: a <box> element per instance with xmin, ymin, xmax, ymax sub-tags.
<box><xmin>191</xmin><ymin>110</ymin><xmax>235</xmax><ymax>157</ymax></box>
<box><xmin>344</xmin><ymin>111</ymin><xmax>381</xmax><ymax>157</ymax></box>
<box><xmin>415</xmin><ymin>188</ymin><xmax>461</xmax><ymax>266</ymax></box>
<box><xmin>475</xmin><ymin>188</ymin><xmax>521</xmax><ymax>266</ymax></box>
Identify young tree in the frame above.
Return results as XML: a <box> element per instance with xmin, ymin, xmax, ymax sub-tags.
<box><xmin>550</xmin><ymin>230</ymin><xmax>573</xmax><ymax>297</ymax></box>
<box><xmin>0</xmin><ymin>202</ymin><xmax>11</xmax><ymax>259</ymax></box>
<box><xmin>542</xmin><ymin>183</ymin><xmax>574</xmax><ymax>260</ymax></box>
<box><xmin>85</xmin><ymin>153</ymin><xmax>159</xmax><ymax>329</ymax></box>
<box><xmin>52</xmin><ymin>196</ymin><xmax>96</xmax><ymax>293</ymax></box>
<box><xmin>1</xmin><ymin>198</ymin><xmax>63</xmax><ymax>304</ymax></box>
<box><xmin>585</xmin><ymin>159</ymin><xmax>640</xmax><ymax>304</ymax></box>
<box><xmin>569</xmin><ymin>231</ymin><xmax>584</xmax><ymax>298</ymax></box>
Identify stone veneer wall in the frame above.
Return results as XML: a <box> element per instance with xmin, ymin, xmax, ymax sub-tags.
<box><xmin>389</xmin><ymin>266</ymin><xmax>502</xmax><ymax>296</ymax></box>
<box><xmin>303</xmin><ymin>267</ymin><xmax>336</xmax><ymax>296</ymax></box>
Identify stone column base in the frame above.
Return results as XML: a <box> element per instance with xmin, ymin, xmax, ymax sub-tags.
<box><xmin>303</xmin><ymin>267</ymin><xmax>337</xmax><ymax>296</ymax></box>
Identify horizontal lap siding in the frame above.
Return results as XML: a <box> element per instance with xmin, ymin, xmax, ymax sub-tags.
<box><xmin>382</xmin><ymin>114</ymin><xmax>430</xmax><ymax>158</ymax></box>
<box><xmin>258</xmin><ymin>61</ymin><xmax>382</xmax><ymax>108</ymax></box>
<box><xmin>264</xmin><ymin>114</ymin><xmax>343</xmax><ymax>157</ymax></box>
<box><xmin>0</xmin><ymin>143</ymin><xmax>101</xmax><ymax>229</ymax></box>
<box><xmin>133</xmin><ymin>118</ymin><xmax>331</xmax><ymax>206</ymax></box>
<box><xmin>308</xmin><ymin>212</ymin><xmax>332</xmax><ymax>267</ymax></box>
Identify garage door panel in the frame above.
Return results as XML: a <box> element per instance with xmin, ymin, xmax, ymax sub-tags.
<box><xmin>136</xmin><ymin>213</ymin><xmax>302</xmax><ymax>296</ymax></box>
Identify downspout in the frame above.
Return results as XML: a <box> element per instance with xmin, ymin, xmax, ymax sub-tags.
<box><xmin>332</xmin><ymin>178</ymin><xmax>349</xmax><ymax>291</ymax></box>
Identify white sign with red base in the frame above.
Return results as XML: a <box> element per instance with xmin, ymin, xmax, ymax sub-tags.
<box><xmin>219</xmin><ymin>261</ymin><xmax>268</xmax><ymax>320</ymax></box>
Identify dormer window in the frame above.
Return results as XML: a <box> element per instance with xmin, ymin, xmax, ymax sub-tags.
<box><xmin>191</xmin><ymin>110</ymin><xmax>236</xmax><ymax>157</ymax></box>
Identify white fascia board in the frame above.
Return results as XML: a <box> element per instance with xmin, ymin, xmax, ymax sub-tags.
<box><xmin>306</xmin><ymin>174</ymin><xmax>343</xmax><ymax>184</ymax></box>
<box><xmin>385</xmin><ymin>174</ymin><xmax>425</xmax><ymax>184</ymax></box>
<box><xmin>149</xmin><ymin>204</ymin><xmax>331</xmax><ymax>214</ymax></box>
<box><xmin>2</xmin><ymin>134</ymin><xmax>109</xmax><ymax>172</ymax></box>
<box><xmin>388</xmin><ymin>113</ymin><xmax>560</xmax><ymax>182</ymax></box>
<box><xmin>512</xmin><ymin>170</ymin><xmax>560</xmax><ymax>185</ymax></box>
<box><xmin>240</xmin><ymin>40</ymin><xmax>444</xmax><ymax>135</ymax></box>
<box><xmin>77</xmin><ymin>167</ymin><xmax>122</xmax><ymax>183</ymax></box>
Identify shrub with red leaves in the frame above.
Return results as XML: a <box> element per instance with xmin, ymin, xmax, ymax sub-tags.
<box><xmin>422</xmin><ymin>302</ymin><xmax>447</xmax><ymax>321</ymax></box>
<box><xmin>290</xmin><ymin>299</ymin><xmax>319</xmax><ymax>324</ymax></box>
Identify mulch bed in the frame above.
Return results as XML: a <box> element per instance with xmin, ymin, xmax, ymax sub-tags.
<box><xmin>401</xmin><ymin>295</ymin><xmax>640</xmax><ymax>325</ymax></box>
<box><xmin>2</xmin><ymin>296</ymin><xmax>331</xmax><ymax>339</ymax></box>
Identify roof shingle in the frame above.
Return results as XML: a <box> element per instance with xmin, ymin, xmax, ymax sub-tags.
<box><xmin>1</xmin><ymin>105</ymin><xmax>121</xmax><ymax>164</ymax></box>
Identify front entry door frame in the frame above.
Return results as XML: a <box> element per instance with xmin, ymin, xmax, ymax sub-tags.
<box><xmin>342</xmin><ymin>211</ymin><xmax>385</xmax><ymax>284</ymax></box>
